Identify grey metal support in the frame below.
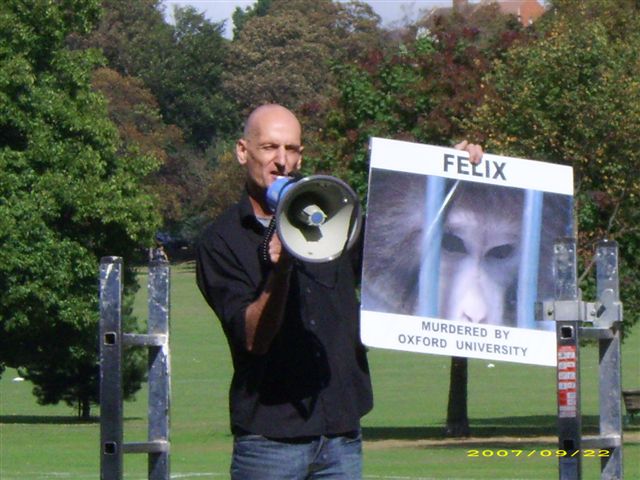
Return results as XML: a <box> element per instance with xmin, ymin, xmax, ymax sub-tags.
<box><xmin>552</xmin><ymin>239</ymin><xmax>582</xmax><ymax>480</ymax></box>
<box><xmin>594</xmin><ymin>241</ymin><xmax>623</xmax><ymax>479</ymax></box>
<box><xmin>147</xmin><ymin>259</ymin><xmax>171</xmax><ymax>480</ymax></box>
<box><xmin>100</xmin><ymin>257</ymin><xmax>124</xmax><ymax>479</ymax></box>
<box><xmin>99</xmin><ymin>256</ymin><xmax>171</xmax><ymax>480</ymax></box>
<box><xmin>540</xmin><ymin>239</ymin><xmax>624</xmax><ymax>480</ymax></box>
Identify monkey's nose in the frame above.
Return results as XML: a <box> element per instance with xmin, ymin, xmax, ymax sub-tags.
<box><xmin>459</xmin><ymin>287</ymin><xmax>488</xmax><ymax>324</ymax></box>
<box><xmin>461</xmin><ymin>312</ymin><xmax>486</xmax><ymax>324</ymax></box>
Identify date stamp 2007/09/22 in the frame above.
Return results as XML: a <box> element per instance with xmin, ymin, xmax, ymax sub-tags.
<box><xmin>466</xmin><ymin>449</ymin><xmax>611</xmax><ymax>458</ymax></box>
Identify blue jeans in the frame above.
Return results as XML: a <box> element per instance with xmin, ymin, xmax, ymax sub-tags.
<box><xmin>230</xmin><ymin>431</ymin><xmax>362</xmax><ymax>479</ymax></box>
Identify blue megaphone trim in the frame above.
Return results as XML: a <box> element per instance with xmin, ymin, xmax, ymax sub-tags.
<box><xmin>266</xmin><ymin>175</ymin><xmax>302</xmax><ymax>213</ymax></box>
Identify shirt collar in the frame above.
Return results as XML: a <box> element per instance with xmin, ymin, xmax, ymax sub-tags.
<box><xmin>239</xmin><ymin>187</ymin><xmax>269</xmax><ymax>233</ymax></box>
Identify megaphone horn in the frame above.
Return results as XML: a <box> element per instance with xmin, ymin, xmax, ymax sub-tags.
<box><xmin>265</xmin><ymin>175</ymin><xmax>362</xmax><ymax>263</ymax></box>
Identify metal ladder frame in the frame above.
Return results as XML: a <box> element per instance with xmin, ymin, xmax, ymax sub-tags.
<box><xmin>539</xmin><ymin>239</ymin><xmax>624</xmax><ymax>480</ymax></box>
<box><xmin>99</xmin><ymin>256</ymin><xmax>171</xmax><ymax>480</ymax></box>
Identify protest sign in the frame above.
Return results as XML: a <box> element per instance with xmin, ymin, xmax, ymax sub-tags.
<box><xmin>360</xmin><ymin>138</ymin><xmax>574</xmax><ymax>366</ymax></box>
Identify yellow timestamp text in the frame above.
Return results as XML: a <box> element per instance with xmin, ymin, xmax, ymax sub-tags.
<box><xmin>466</xmin><ymin>449</ymin><xmax>611</xmax><ymax>458</ymax></box>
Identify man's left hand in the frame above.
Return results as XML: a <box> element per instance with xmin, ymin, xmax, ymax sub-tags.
<box><xmin>454</xmin><ymin>140</ymin><xmax>483</xmax><ymax>165</ymax></box>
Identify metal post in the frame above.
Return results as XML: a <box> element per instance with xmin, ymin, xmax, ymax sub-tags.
<box><xmin>147</xmin><ymin>259</ymin><xmax>171</xmax><ymax>480</ymax></box>
<box><xmin>99</xmin><ymin>257</ymin><xmax>124</xmax><ymax>480</ymax></box>
<box><xmin>553</xmin><ymin>239</ymin><xmax>582</xmax><ymax>480</ymax></box>
<box><xmin>594</xmin><ymin>240</ymin><xmax>623</xmax><ymax>479</ymax></box>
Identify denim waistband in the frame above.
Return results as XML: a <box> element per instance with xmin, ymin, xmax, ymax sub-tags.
<box><xmin>233</xmin><ymin>427</ymin><xmax>360</xmax><ymax>444</ymax></box>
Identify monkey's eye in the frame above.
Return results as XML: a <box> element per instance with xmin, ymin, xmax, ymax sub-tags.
<box><xmin>442</xmin><ymin>233</ymin><xmax>467</xmax><ymax>254</ymax></box>
<box><xmin>486</xmin><ymin>244</ymin><xmax>515</xmax><ymax>260</ymax></box>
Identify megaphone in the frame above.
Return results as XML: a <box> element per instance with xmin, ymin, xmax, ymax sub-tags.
<box><xmin>265</xmin><ymin>175</ymin><xmax>362</xmax><ymax>263</ymax></box>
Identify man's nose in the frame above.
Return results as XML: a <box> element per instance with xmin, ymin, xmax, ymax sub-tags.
<box><xmin>274</xmin><ymin>146</ymin><xmax>287</xmax><ymax>166</ymax></box>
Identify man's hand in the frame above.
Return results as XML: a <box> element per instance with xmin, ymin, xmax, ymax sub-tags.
<box><xmin>268</xmin><ymin>234</ymin><xmax>293</xmax><ymax>274</ymax></box>
<box><xmin>454</xmin><ymin>140</ymin><xmax>483</xmax><ymax>165</ymax></box>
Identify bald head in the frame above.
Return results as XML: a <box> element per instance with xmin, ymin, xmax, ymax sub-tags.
<box><xmin>236</xmin><ymin>104</ymin><xmax>304</xmax><ymax>209</ymax></box>
<box><xmin>243</xmin><ymin>104</ymin><xmax>302</xmax><ymax>141</ymax></box>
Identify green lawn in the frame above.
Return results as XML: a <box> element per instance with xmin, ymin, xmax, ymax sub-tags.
<box><xmin>1</xmin><ymin>262</ymin><xmax>638</xmax><ymax>479</ymax></box>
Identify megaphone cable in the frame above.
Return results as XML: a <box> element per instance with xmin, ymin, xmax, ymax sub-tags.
<box><xmin>259</xmin><ymin>217</ymin><xmax>277</xmax><ymax>265</ymax></box>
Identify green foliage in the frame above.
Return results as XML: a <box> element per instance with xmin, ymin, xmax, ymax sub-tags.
<box><xmin>82</xmin><ymin>0</ymin><xmax>240</xmax><ymax>238</ymax></box>
<box><xmin>308</xmin><ymin>3</ymin><xmax>523</xmax><ymax>201</ymax></box>
<box><xmin>153</xmin><ymin>6</ymin><xmax>239</xmax><ymax>148</ymax></box>
<box><xmin>202</xmin><ymin>148</ymin><xmax>247</xmax><ymax>222</ymax></box>
<box><xmin>91</xmin><ymin>67</ymin><xmax>213</xmax><ymax>242</ymax></box>
<box><xmin>332</xmin><ymin>0</ymin><xmax>383</xmax><ymax>63</ymax></box>
<box><xmin>224</xmin><ymin>0</ymin><xmax>383</xmax><ymax>122</ymax></box>
<box><xmin>468</xmin><ymin>0</ymin><xmax>640</xmax><ymax>332</ymax></box>
<box><xmin>83</xmin><ymin>0</ymin><xmax>238</xmax><ymax>149</ymax></box>
<box><xmin>231</xmin><ymin>0</ymin><xmax>272</xmax><ymax>39</ymax></box>
<box><xmin>0</xmin><ymin>0</ymin><xmax>159</xmax><ymax>416</ymax></box>
<box><xmin>224</xmin><ymin>1</ymin><xmax>336</xmax><ymax>119</ymax></box>
<box><xmin>82</xmin><ymin>0</ymin><xmax>171</xmax><ymax>74</ymax></box>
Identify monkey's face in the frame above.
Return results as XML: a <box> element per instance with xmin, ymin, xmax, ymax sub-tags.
<box><xmin>438</xmin><ymin>201</ymin><xmax>521</xmax><ymax>325</ymax></box>
<box><xmin>362</xmin><ymin>172</ymin><xmax>529</xmax><ymax>326</ymax></box>
<box><xmin>362</xmin><ymin>168</ymin><xmax>572</xmax><ymax>331</ymax></box>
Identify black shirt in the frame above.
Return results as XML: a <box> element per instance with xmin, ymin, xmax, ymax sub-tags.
<box><xmin>196</xmin><ymin>191</ymin><xmax>373</xmax><ymax>438</ymax></box>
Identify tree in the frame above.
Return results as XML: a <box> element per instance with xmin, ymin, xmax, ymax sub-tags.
<box><xmin>224</xmin><ymin>0</ymin><xmax>383</xmax><ymax>123</ymax></box>
<box><xmin>80</xmin><ymin>0</ymin><xmax>238</xmax><ymax>149</ymax></box>
<box><xmin>91</xmin><ymin>67</ymin><xmax>182</xmax><ymax>166</ymax></box>
<box><xmin>332</xmin><ymin>0</ymin><xmax>384</xmax><ymax>65</ymax></box>
<box><xmin>74</xmin><ymin>0</ymin><xmax>172</xmax><ymax>77</ymax></box>
<box><xmin>149</xmin><ymin>6</ymin><xmax>239</xmax><ymax>148</ymax></box>
<box><xmin>79</xmin><ymin>0</ymin><xmax>239</xmax><ymax>239</ymax></box>
<box><xmin>202</xmin><ymin>148</ymin><xmax>247</xmax><ymax>222</ymax></box>
<box><xmin>311</xmin><ymin>2</ymin><xmax>524</xmax><ymax>199</ymax></box>
<box><xmin>0</xmin><ymin>0</ymin><xmax>159</xmax><ymax>418</ymax></box>
<box><xmin>91</xmin><ymin>67</ymin><xmax>215</xmax><ymax>243</ymax></box>
<box><xmin>467</xmin><ymin>0</ymin><xmax>640</xmax><ymax>334</ymax></box>
<box><xmin>231</xmin><ymin>0</ymin><xmax>272</xmax><ymax>39</ymax></box>
<box><xmin>224</xmin><ymin>0</ymin><xmax>338</xmax><ymax>119</ymax></box>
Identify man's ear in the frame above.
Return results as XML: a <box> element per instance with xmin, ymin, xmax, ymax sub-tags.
<box><xmin>236</xmin><ymin>139</ymin><xmax>248</xmax><ymax>166</ymax></box>
<box><xmin>295</xmin><ymin>146</ymin><xmax>304</xmax><ymax>171</ymax></box>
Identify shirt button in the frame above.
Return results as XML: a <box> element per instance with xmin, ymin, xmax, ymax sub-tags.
<box><xmin>310</xmin><ymin>320</ymin><xmax>316</xmax><ymax>327</ymax></box>
<box><xmin>305</xmin><ymin>287</ymin><xmax>312</xmax><ymax>294</ymax></box>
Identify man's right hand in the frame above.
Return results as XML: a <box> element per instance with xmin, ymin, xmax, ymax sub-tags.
<box><xmin>269</xmin><ymin>234</ymin><xmax>293</xmax><ymax>273</ymax></box>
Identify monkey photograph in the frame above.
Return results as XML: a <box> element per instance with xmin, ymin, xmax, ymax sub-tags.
<box><xmin>361</xmin><ymin>168</ymin><xmax>574</xmax><ymax>329</ymax></box>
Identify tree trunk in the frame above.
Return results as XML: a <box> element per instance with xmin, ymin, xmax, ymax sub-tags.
<box><xmin>445</xmin><ymin>356</ymin><xmax>470</xmax><ymax>437</ymax></box>
<box><xmin>79</xmin><ymin>397</ymin><xmax>91</xmax><ymax>421</ymax></box>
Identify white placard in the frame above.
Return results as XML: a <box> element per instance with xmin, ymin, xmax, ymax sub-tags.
<box><xmin>361</xmin><ymin>310</ymin><xmax>557</xmax><ymax>366</ymax></box>
<box><xmin>369</xmin><ymin>137</ymin><xmax>574</xmax><ymax>195</ymax></box>
<box><xmin>361</xmin><ymin>138</ymin><xmax>575</xmax><ymax>366</ymax></box>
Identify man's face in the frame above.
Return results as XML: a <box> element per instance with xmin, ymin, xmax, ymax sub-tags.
<box><xmin>237</xmin><ymin>108</ymin><xmax>303</xmax><ymax>192</ymax></box>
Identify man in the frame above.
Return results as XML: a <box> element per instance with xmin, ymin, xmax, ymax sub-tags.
<box><xmin>196</xmin><ymin>104</ymin><xmax>482</xmax><ymax>479</ymax></box>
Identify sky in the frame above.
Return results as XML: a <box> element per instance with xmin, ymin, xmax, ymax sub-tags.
<box><xmin>162</xmin><ymin>0</ymin><xmax>454</xmax><ymax>37</ymax></box>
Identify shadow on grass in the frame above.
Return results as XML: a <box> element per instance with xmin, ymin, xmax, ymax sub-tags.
<box><xmin>363</xmin><ymin>415</ymin><xmax>603</xmax><ymax>441</ymax></box>
<box><xmin>0</xmin><ymin>415</ymin><xmax>142</xmax><ymax>425</ymax></box>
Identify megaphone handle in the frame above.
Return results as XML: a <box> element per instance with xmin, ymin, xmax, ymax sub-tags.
<box><xmin>260</xmin><ymin>217</ymin><xmax>277</xmax><ymax>265</ymax></box>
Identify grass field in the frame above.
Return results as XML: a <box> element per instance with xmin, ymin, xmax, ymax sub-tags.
<box><xmin>1</xmin><ymin>262</ymin><xmax>638</xmax><ymax>479</ymax></box>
